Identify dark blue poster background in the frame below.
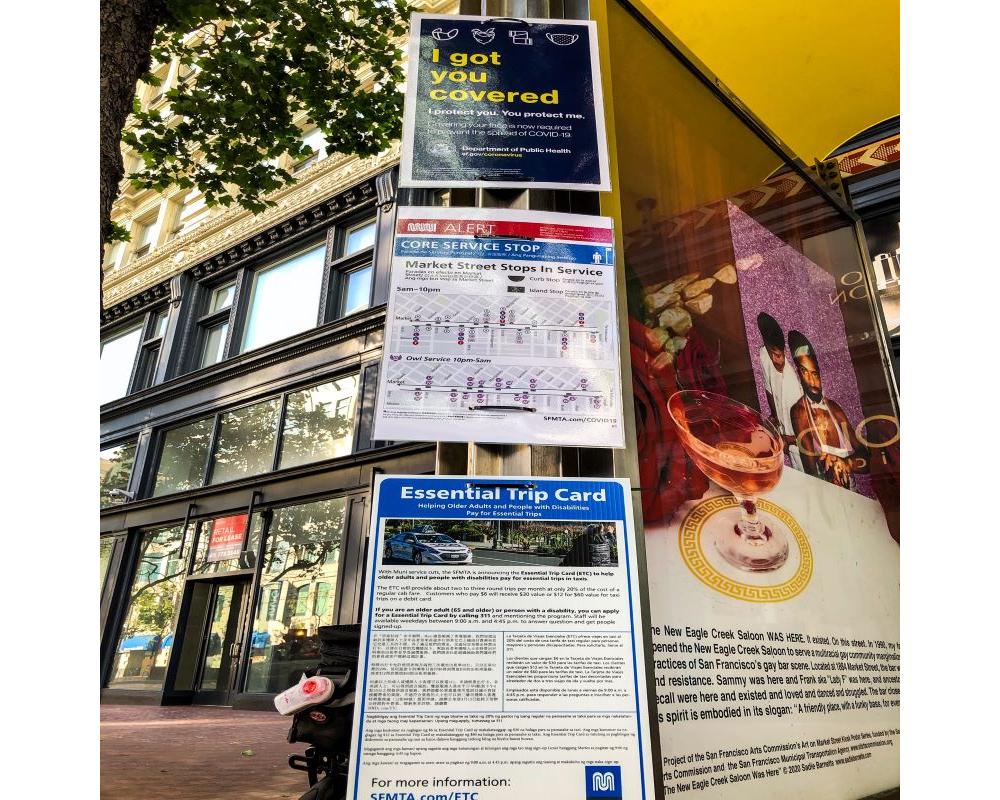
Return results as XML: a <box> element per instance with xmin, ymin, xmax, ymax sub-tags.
<box><xmin>402</xmin><ymin>15</ymin><xmax>609</xmax><ymax>189</ymax></box>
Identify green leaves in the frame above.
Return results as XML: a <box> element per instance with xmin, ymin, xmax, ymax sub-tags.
<box><xmin>125</xmin><ymin>0</ymin><xmax>412</xmax><ymax>222</ymax></box>
<box><xmin>107</xmin><ymin>221</ymin><xmax>131</xmax><ymax>245</ymax></box>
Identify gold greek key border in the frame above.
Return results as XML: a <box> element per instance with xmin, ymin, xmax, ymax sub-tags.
<box><xmin>677</xmin><ymin>496</ymin><xmax>813</xmax><ymax>603</ymax></box>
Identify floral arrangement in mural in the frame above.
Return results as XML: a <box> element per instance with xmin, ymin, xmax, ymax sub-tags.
<box><xmin>629</xmin><ymin>263</ymin><xmax>742</xmax><ymax>524</ymax></box>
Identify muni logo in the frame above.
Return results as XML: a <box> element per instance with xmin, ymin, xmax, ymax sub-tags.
<box><xmin>585</xmin><ymin>765</ymin><xmax>622</xmax><ymax>799</ymax></box>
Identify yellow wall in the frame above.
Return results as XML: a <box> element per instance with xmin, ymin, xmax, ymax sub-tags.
<box><xmin>635</xmin><ymin>0</ymin><xmax>899</xmax><ymax>161</ymax></box>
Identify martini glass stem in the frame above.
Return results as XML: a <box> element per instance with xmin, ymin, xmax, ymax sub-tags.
<box><xmin>735</xmin><ymin>496</ymin><xmax>768</xmax><ymax>541</ymax></box>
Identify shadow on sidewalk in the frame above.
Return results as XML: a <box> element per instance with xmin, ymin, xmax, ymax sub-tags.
<box><xmin>101</xmin><ymin>704</ymin><xmax>305</xmax><ymax>800</ymax></box>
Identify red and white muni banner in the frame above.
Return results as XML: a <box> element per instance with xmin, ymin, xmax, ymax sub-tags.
<box><xmin>372</xmin><ymin>206</ymin><xmax>624</xmax><ymax>448</ymax></box>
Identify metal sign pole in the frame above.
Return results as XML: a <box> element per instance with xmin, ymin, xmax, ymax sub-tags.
<box><xmin>438</xmin><ymin>0</ymin><xmax>608</xmax><ymax>482</ymax></box>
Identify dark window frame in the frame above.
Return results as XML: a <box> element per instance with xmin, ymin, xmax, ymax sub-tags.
<box><xmin>181</xmin><ymin>211</ymin><xmax>379</xmax><ymax>377</ymax></box>
<box><xmin>325</xmin><ymin>214</ymin><xmax>377</xmax><ymax>322</ymax></box>
<box><xmin>134</xmin><ymin>309</ymin><xmax>170</xmax><ymax>391</ymax></box>
<box><xmin>149</xmin><ymin>413</ymin><xmax>217</xmax><ymax>498</ymax></box>
<box><xmin>100</xmin><ymin>438</ymin><xmax>140</xmax><ymax>508</ymax></box>
<box><xmin>183</xmin><ymin>235</ymin><xmax>326</xmax><ymax>375</ymax></box>
<box><xmin>145</xmin><ymin>369</ymin><xmax>363</xmax><ymax>500</ymax></box>
<box><xmin>291</xmin><ymin>152</ymin><xmax>320</xmax><ymax>174</ymax></box>
<box><xmin>242</xmin><ymin>490</ymin><xmax>356</xmax><ymax>695</ymax></box>
<box><xmin>100</xmin><ymin>304</ymin><xmax>171</xmax><ymax>404</ymax></box>
<box><xmin>193</xmin><ymin>277</ymin><xmax>237</xmax><ymax>370</ymax></box>
<box><xmin>206</xmin><ymin>394</ymin><xmax>283</xmax><ymax>487</ymax></box>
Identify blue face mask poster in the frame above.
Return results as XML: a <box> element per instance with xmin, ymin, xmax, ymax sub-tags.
<box><xmin>400</xmin><ymin>13</ymin><xmax>611</xmax><ymax>191</ymax></box>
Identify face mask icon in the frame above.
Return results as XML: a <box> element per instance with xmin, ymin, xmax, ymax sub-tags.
<box><xmin>545</xmin><ymin>33</ymin><xmax>579</xmax><ymax>46</ymax></box>
<box><xmin>431</xmin><ymin>28</ymin><xmax>459</xmax><ymax>41</ymax></box>
<box><xmin>472</xmin><ymin>28</ymin><xmax>495</xmax><ymax>44</ymax></box>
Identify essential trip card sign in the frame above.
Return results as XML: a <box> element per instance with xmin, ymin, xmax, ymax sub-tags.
<box><xmin>371</xmin><ymin>206</ymin><xmax>625</xmax><ymax>448</ymax></box>
<box><xmin>346</xmin><ymin>475</ymin><xmax>656</xmax><ymax>800</ymax></box>
<box><xmin>399</xmin><ymin>13</ymin><xmax>611</xmax><ymax>191</ymax></box>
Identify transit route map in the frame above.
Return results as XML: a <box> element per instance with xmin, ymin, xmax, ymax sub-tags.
<box><xmin>372</xmin><ymin>207</ymin><xmax>624</xmax><ymax>447</ymax></box>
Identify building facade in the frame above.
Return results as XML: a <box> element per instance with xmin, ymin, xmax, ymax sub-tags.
<box><xmin>100</xmin><ymin>0</ymin><xmax>460</xmax><ymax>708</ymax></box>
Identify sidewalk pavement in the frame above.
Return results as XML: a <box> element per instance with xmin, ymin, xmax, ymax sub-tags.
<box><xmin>101</xmin><ymin>704</ymin><xmax>306</xmax><ymax>800</ymax></box>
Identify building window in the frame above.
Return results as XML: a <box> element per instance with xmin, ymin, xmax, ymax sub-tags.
<box><xmin>241</xmin><ymin>244</ymin><xmax>326</xmax><ymax>353</ymax></box>
<box><xmin>131</xmin><ymin>214</ymin><xmax>158</xmax><ymax>260</ymax></box>
<box><xmin>331</xmin><ymin>218</ymin><xmax>377</xmax><ymax>319</ymax></box>
<box><xmin>293</xmin><ymin>584</ymin><xmax>310</xmax><ymax>617</ymax></box>
<box><xmin>244</xmin><ymin>497</ymin><xmax>347</xmax><ymax>693</ymax></box>
<box><xmin>200</xmin><ymin>322</ymin><xmax>229</xmax><ymax>368</ymax></box>
<box><xmin>345</xmin><ymin>219</ymin><xmax>376</xmax><ymax>255</ymax></box>
<box><xmin>278</xmin><ymin>376</ymin><xmax>359</xmax><ymax>469</ymax></box>
<box><xmin>100</xmin><ymin>323</ymin><xmax>144</xmax><ymax>405</ymax></box>
<box><xmin>146</xmin><ymin>66</ymin><xmax>170</xmax><ymax>105</ymax></box>
<box><xmin>169</xmin><ymin>190</ymin><xmax>208</xmax><ymax>239</ymax></box>
<box><xmin>150</xmin><ymin>373</ymin><xmax>360</xmax><ymax>497</ymax></box>
<box><xmin>197</xmin><ymin>280</ymin><xmax>236</xmax><ymax>368</ymax></box>
<box><xmin>103</xmin><ymin>240</ymin><xmax>125</xmax><ymax>270</ymax></box>
<box><xmin>100</xmin><ymin>441</ymin><xmax>138</xmax><ymax>508</ymax></box>
<box><xmin>207</xmin><ymin>397</ymin><xmax>282</xmax><ymax>485</ymax></box>
<box><xmin>209</xmin><ymin>282</ymin><xmax>236</xmax><ymax>313</ymax></box>
<box><xmin>107</xmin><ymin>524</ymin><xmax>191</xmax><ymax>690</ymax></box>
<box><xmin>293</xmin><ymin>127</ymin><xmax>328</xmax><ymax>174</ymax></box>
<box><xmin>152</xmin><ymin>416</ymin><xmax>215</xmax><ymax>496</ymax></box>
<box><xmin>101</xmin><ymin>306</ymin><xmax>171</xmax><ymax>404</ymax></box>
<box><xmin>313</xmin><ymin>582</ymin><xmax>332</xmax><ymax>617</ymax></box>
<box><xmin>100</xmin><ymin>537</ymin><xmax>116</xmax><ymax>592</ymax></box>
<box><xmin>340</xmin><ymin>266</ymin><xmax>374</xmax><ymax>317</ymax></box>
<box><xmin>180</xmin><ymin>209</ymin><xmax>380</xmax><ymax>375</ymax></box>
<box><xmin>177</xmin><ymin>63</ymin><xmax>197</xmax><ymax>86</ymax></box>
<box><xmin>133</xmin><ymin>309</ymin><xmax>169</xmax><ymax>391</ymax></box>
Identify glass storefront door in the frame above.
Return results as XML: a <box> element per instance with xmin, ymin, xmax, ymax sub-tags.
<box><xmin>192</xmin><ymin>578</ymin><xmax>252</xmax><ymax>705</ymax></box>
<box><xmin>244</xmin><ymin>496</ymin><xmax>348</xmax><ymax>694</ymax></box>
<box><xmin>103</xmin><ymin>493</ymin><xmax>364</xmax><ymax>703</ymax></box>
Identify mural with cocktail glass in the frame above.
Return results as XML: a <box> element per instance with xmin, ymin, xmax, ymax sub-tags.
<box><xmin>667</xmin><ymin>390</ymin><xmax>790</xmax><ymax>572</ymax></box>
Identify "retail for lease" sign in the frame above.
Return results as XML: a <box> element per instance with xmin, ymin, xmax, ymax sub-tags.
<box><xmin>206</xmin><ymin>514</ymin><xmax>248</xmax><ymax>562</ymax></box>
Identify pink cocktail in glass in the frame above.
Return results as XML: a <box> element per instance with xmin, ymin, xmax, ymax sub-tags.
<box><xmin>667</xmin><ymin>390</ymin><xmax>789</xmax><ymax>571</ymax></box>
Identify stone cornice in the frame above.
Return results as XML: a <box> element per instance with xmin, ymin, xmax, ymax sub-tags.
<box><xmin>102</xmin><ymin>143</ymin><xmax>401</xmax><ymax>309</ymax></box>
